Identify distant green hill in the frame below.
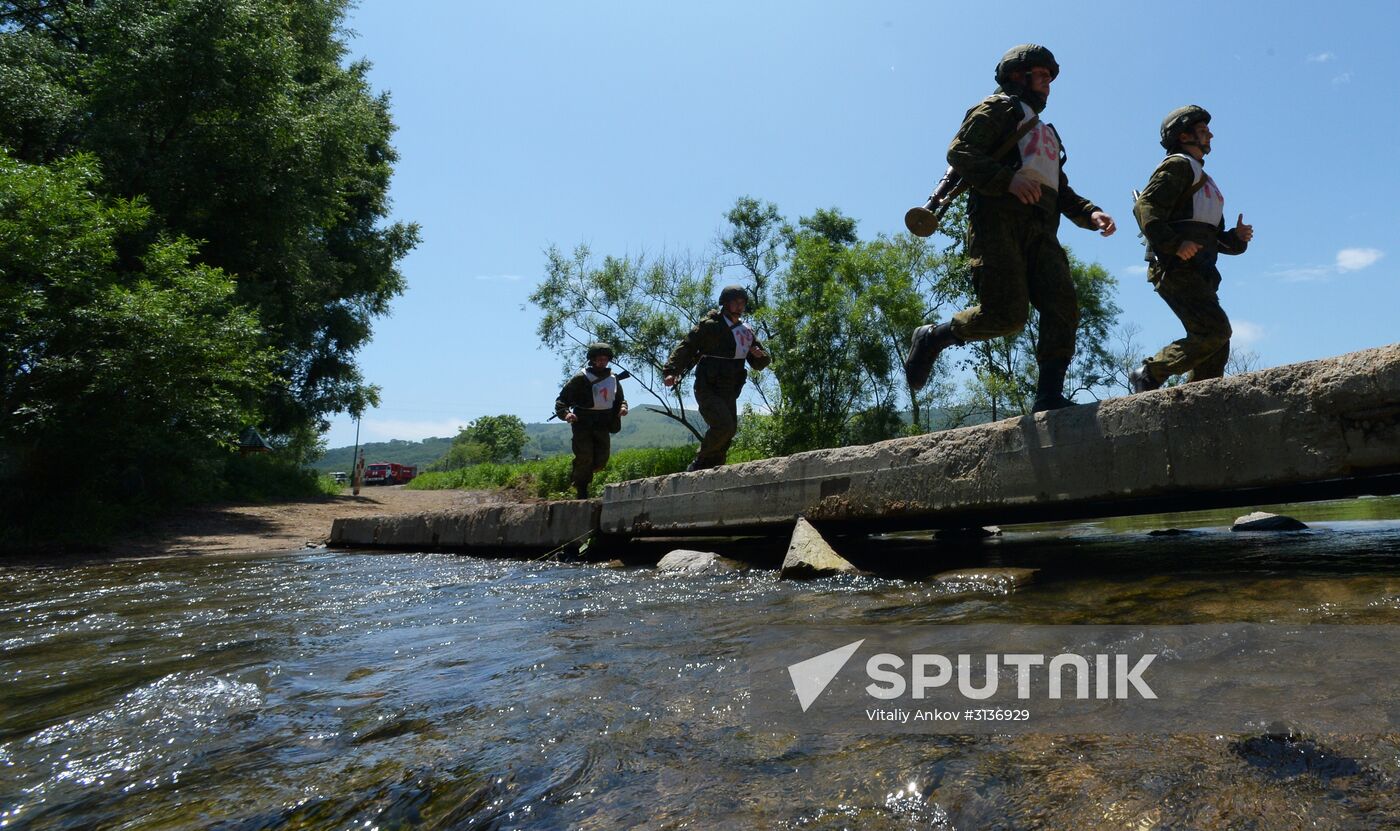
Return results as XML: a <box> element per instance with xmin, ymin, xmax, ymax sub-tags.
<box><xmin>311</xmin><ymin>437</ymin><xmax>454</xmax><ymax>472</ymax></box>
<box><xmin>312</xmin><ymin>407</ymin><xmax>698</xmax><ymax>472</ymax></box>
<box><xmin>520</xmin><ymin>406</ymin><xmax>698</xmax><ymax>459</ymax></box>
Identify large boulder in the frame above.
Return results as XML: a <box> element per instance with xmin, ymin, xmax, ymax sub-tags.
<box><xmin>656</xmin><ymin>549</ymin><xmax>743</xmax><ymax>575</ymax></box>
<box><xmin>1231</xmin><ymin>511</ymin><xmax>1309</xmax><ymax>532</ymax></box>
<box><xmin>780</xmin><ymin>517</ymin><xmax>865</xmax><ymax>579</ymax></box>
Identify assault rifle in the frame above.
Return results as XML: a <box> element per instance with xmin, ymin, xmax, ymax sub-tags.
<box><xmin>1131</xmin><ymin>188</ymin><xmax>1152</xmax><ymax>264</ymax></box>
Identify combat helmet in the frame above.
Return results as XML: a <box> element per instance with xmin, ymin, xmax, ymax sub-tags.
<box><xmin>585</xmin><ymin>342</ymin><xmax>614</xmax><ymax>361</ymax></box>
<box><xmin>994</xmin><ymin>44</ymin><xmax>1059</xmax><ymax>88</ymax></box>
<box><xmin>718</xmin><ymin>285</ymin><xmax>750</xmax><ymax>307</ymax></box>
<box><xmin>995</xmin><ymin>44</ymin><xmax>1058</xmax><ymax>111</ymax></box>
<box><xmin>1160</xmin><ymin>105</ymin><xmax>1211</xmax><ymax>151</ymax></box>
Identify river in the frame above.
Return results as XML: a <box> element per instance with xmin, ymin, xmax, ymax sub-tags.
<box><xmin>3</xmin><ymin>498</ymin><xmax>1399</xmax><ymax>829</ymax></box>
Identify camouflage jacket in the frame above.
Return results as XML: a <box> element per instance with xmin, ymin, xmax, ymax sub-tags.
<box><xmin>662</xmin><ymin>310</ymin><xmax>771</xmax><ymax>389</ymax></box>
<box><xmin>1133</xmin><ymin>155</ymin><xmax>1247</xmax><ymax>265</ymax></box>
<box><xmin>946</xmin><ymin>94</ymin><xmax>1100</xmax><ymax>228</ymax></box>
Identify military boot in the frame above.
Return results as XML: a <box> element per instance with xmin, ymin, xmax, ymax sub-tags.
<box><xmin>1031</xmin><ymin>359</ymin><xmax>1076</xmax><ymax>413</ymax></box>
<box><xmin>904</xmin><ymin>322</ymin><xmax>961</xmax><ymax>392</ymax></box>
<box><xmin>1129</xmin><ymin>363</ymin><xmax>1162</xmax><ymax>394</ymax></box>
<box><xmin>574</xmin><ymin>484</ymin><xmax>590</xmax><ymax>500</ymax></box>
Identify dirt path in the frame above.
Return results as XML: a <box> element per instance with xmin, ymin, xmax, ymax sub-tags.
<box><xmin>108</xmin><ymin>486</ymin><xmax>512</xmax><ymax>558</ymax></box>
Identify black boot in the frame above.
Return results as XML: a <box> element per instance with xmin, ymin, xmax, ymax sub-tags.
<box><xmin>1129</xmin><ymin>363</ymin><xmax>1162</xmax><ymax>394</ymax></box>
<box><xmin>904</xmin><ymin>322</ymin><xmax>960</xmax><ymax>392</ymax></box>
<box><xmin>1031</xmin><ymin>359</ymin><xmax>1075</xmax><ymax>413</ymax></box>
<box><xmin>574</xmin><ymin>484</ymin><xmax>590</xmax><ymax>500</ymax></box>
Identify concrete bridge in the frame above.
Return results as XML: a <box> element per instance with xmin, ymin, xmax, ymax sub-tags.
<box><xmin>330</xmin><ymin>343</ymin><xmax>1400</xmax><ymax>552</ymax></box>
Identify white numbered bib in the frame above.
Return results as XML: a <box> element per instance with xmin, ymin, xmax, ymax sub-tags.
<box><xmin>730</xmin><ymin>319</ymin><xmax>755</xmax><ymax>359</ymax></box>
<box><xmin>1016</xmin><ymin>101</ymin><xmax>1060</xmax><ymax>192</ymax></box>
<box><xmin>1172</xmin><ymin>154</ymin><xmax>1224</xmax><ymax>226</ymax></box>
<box><xmin>583</xmin><ymin>369</ymin><xmax>617</xmax><ymax>410</ymax></box>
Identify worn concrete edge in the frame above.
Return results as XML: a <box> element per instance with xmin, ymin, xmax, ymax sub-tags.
<box><xmin>598</xmin><ymin>343</ymin><xmax>1400</xmax><ymax>534</ymax></box>
<box><xmin>329</xmin><ymin>500</ymin><xmax>601</xmax><ymax>552</ymax></box>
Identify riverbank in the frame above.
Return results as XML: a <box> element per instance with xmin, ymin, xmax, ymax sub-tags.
<box><xmin>48</xmin><ymin>486</ymin><xmax>510</xmax><ymax>561</ymax></box>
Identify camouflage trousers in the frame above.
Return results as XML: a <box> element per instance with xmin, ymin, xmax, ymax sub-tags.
<box><xmin>1142</xmin><ymin>263</ymin><xmax>1231</xmax><ymax>383</ymax></box>
<box><xmin>693</xmin><ymin>382</ymin><xmax>739</xmax><ymax>469</ymax></box>
<box><xmin>570</xmin><ymin>424</ymin><xmax>611</xmax><ymax>494</ymax></box>
<box><xmin>951</xmin><ymin>199</ymin><xmax>1080</xmax><ymax>364</ymax></box>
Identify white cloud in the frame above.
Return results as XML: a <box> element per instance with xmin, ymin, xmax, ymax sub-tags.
<box><xmin>1122</xmin><ymin>264</ymin><xmax>1149</xmax><ymax>276</ymax></box>
<box><xmin>1332</xmin><ymin>72</ymin><xmax>1353</xmax><ymax>85</ymax></box>
<box><xmin>1273</xmin><ymin>247</ymin><xmax>1383</xmax><ymax>281</ymax></box>
<box><xmin>475</xmin><ymin>274</ymin><xmax>524</xmax><ymax>282</ymax></box>
<box><xmin>362</xmin><ymin>418</ymin><xmax>466</xmax><ymax>442</ymax></box>
<box><xmin>1307</xmin><ymin>52</ymin><xmax>1335</xmax><ymax>63</ymax></box>
<box><xmin>1336</xmin><ymin>248</ymin><xmax>1383</xmax><ymax>272</ymax></box>
<box><xmin>1273</xmin><ymin>265</ymin><xmax>1334</xmax><ymax>282</ymax></box>
<box><xmin>1231</xmin><ymin>319</ymin><xmax>1265</xmax><ymax>346</ymax></box>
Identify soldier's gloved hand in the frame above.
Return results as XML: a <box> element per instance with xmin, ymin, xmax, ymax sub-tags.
<box><xmin>564</xmin><ymin>412</ymin><xmax>578</xmax><ymax>423</ymax></box>
<box><xmin>1090</xmin><ymin>211</ymin><xmax>1116</xmax><ymax>237</ymax></box>
<box><xmin>663</xmin><ymin>375</ymin><xmax>677</xmax><ymax>388</ymax></box>
<box><xmin>1176</xmin><ymin>240</ymin><xmax>1202</xmax><ymax>261</ymax></box>
<box><xmin>1232</xmin><ymin>213</ymin><xmax>1253</xmax><ymax>243</ymax></box>
<box><xmin>1007</xmin><ymin>171</ymin><xmax>1042</xmax><ymax>205</ymax></box>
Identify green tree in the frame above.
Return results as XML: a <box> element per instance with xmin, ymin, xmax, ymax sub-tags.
<box><xmin>717</xmin><ymin>196</ymin><xmax>786</xmax><ymax>331</ymax></box>
<box><xmin>463</xmin><ymin>415</ymin><xmax>528</xmax><ymax>464</ymax></box>
<box><xmin>0</xmin><ymin>150</ymin><xmax>274</xmax><ymax>532</ymax></box>
<box><xmin>761</xmin><ymin>209</ymin><xmax>932</xmax><ymax>452</ymax></box>
<box><xmin>0</xmin><ymin>0</ymin><xmax>419</xmax><ymax>456</ymax></box>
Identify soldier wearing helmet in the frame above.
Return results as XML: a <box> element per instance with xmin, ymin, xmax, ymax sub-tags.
<box><xmin>1128</xmin><ymin>106</ymin><xmax>1254</xmax><ymax>393</ymax></box>
<box><xmin>904</xmin><ymin>44</ymin><xmax>1117</xmax><ymax>413</ymax></box>
<box><xmin>662</xmin><ymin>285</ymin><xmax>772</xmax><ymax>471</ymax></box>
<box><xmin>555</xmin><ymin>341</ymin><xmax>628</xmax><ymax>498</ymax></box>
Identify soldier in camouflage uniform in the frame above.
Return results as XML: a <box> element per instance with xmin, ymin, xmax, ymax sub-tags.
<box><xmin>555</xmin><ymin>342</ymin><xmax>628</xmax><ymax>499</ymax></box>
<box><xmin>903</xmin><ymin>44</ymin><xmax>1117</xmax><ymax>413</ymax></box>
<box><xmin>663</xmin><ymin>286</ymin><xmax>771</xmax><ymax>471</ymax></box>
<box><xmin>1129</xmin><ymin>106</ymin><xmax>1254</xmax><ymax>392</ymax></box>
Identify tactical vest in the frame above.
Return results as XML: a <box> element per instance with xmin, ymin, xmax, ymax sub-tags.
<box><xmin>1168</xmin><ymin>154</ymin><xmax>1224</xmax><ymax>227</ymax></box>
<box><xmin>582</xmin><ymin>368</ymin><xmax>617</xmax><ymax>410</ymax></box>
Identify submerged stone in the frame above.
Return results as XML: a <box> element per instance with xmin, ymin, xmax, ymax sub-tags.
<box><xmin>1231</xmin><ymin>511</ymin><xmax>1310</xmax><ymax>532</ymax></box>
<box><xmin>932</xmin><ymin>567</ymin><xmax>1038</xmax><ymax>592</ymax></box>
<box><xmin>934</xmin><ymin>526</ymin><xmax>1003</xmax><ymax>540</ymax></box>
<box><xmin>656</xmin><ymin>549</ymin><xmax>743</xmax><ymax>575</ymax></box>
<box><xmin>780</xmin><ymin>517</ymin><xmax>864</xmax><ymax>579</ymax></box>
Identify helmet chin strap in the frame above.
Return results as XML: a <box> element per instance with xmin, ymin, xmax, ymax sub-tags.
<box><xmin>1178</xmin><ymin>138</ymin><xmax>1211</xmax><ymax>157</ymax></box>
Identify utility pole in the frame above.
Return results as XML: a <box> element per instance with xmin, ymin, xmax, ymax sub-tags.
<box><xmin>351</xmin><ymin>414</ymin><xmax>363</xmax><ymax>496</ymax></box>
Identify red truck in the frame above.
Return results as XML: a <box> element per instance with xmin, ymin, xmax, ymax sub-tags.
<box><xmin>363</xmin><ymin>462</ymin><xmax>417</xmax><ymax>486</ymax></box>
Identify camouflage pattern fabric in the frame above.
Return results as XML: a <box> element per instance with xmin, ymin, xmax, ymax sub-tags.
<box><xmin>1134</xmin><ymin>155</ymin><xmax>1249</xmax><ymax>384</ymax></box>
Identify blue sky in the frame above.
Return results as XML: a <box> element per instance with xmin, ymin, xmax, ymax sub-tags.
<box><xmin>323</xmin><ymin>0</ymin><xmax>1400</xmax><ymax>449</ymax></box>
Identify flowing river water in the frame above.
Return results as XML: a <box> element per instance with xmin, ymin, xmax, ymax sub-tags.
<box><xmin>3</xmin><ymin>498</ymin><xmax>1400</xmax><ymax>829</ymax></box>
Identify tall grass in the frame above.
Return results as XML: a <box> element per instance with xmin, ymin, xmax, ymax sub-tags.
<box><xmin>408</xmin><ymin>444</ymin><xmax>767</xmax><ymax>499</ymax></box>
<box><xmin>220</xmin><ymin>453</ymin><xmax>344</xmax><ymax>501</ymax></box>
